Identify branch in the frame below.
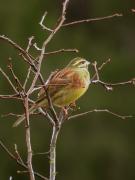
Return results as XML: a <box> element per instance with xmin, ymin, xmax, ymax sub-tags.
<box><xmin>91</xmin><ymin>61</ymin><xmax>135</xmax><ymax>90</ymax></box>
<box><xmin>49</xmin><ymin>125</ymin><xmax>61</xmax><ymax>180</ymax></box>
<box><xmin>68</xmin><ymin>109</ymin><xmax>133</xmax><ymax>120</ymax></box>
<box><xmin>0</xmin><ymin>94</ymin><xmax>22</xmax><ymax>100</ymax></box>
<box><xmin>39</xmin><ymin>11</ymin><xmax>53</xmax><ymax>32</ymax></box>
<box><xmin>0</xmin><ymin>140</ymin><xmax>48</xmax><ymax>180</ymax></box>
<box><xmin>23</xmin><ymin>96</ymin><xmax>35</xmax><ymax>180</ymax></box>
<box><xmin>27</xmin><ymin>0</ymin><xmax>70</xmax><ymax>95</ymax></box>
<box><xmin>0</xmin><ymin>35</ymin><xmax>34</xmax><ymax>63</ymax></box>
<box><xmin>7</xmin><ymin>59</ymin><xmax>24</xmax><ymax>92</ymax></box>
<box><xmin>0</xmin><ymin>66</ymin><xmax>18</xmax><ymax>93</ymax></box>
<box><xmin>44</xmin><ymin>48</ymin><xmax>79</xmax><ymax>55</ymax></box>
<box><xmin>23</xmin><ymin>36</ymin><xmax>35</xmax><ymax>89</ymax></box>
<box><xmin>62</xmin><ymin>13</ymin><xmax>123</xmax><ymax>27</ymax></box>
<box><xmin>33</xmin><ymin>42</ymin><xmax>79</xmax><ymax>55</ymax></box>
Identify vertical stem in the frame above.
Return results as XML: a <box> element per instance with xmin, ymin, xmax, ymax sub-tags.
<box><xmin>24</xmin><ymin>97</ymin><xmax>35</xmax><ymax>180</ymax></box>
<box><xmin>49</xmin><ymin>124</ymin><xmax>60</xmax><ymax>180</ymax></box>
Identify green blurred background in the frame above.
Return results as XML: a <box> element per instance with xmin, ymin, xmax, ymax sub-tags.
<box><xmin>0</xmin><ymin>0</ymin><xmax>135</xmax><ymax>179</ymax></box>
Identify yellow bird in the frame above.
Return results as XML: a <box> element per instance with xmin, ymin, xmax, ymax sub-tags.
<box><xmin>13</xmin><ymin>57</ymin><xmax>90</xmax><ymax>127</ymax></box>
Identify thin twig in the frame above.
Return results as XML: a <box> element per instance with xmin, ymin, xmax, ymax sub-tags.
<box><xmin>44</xmin><ymin>48</ymin><xmax>79</xmax><ymax>55</ymax></box>
<box><xmin>7</xmin><ymin>59</ymin><xmax>24</xmax><ymax>92</ymax></box>
<box><xmin>27</xmin><ymin>0</ymin><xmax>69</xmax><ymax>95</ymax></box>
<box><xmin>38</xmin><ymin>108</ymin><xmax>55</xmax><ymax>125</ymax></box>
<box><xmin>1</xmin><ymin>113</ymin><xmax>21</xmax><ymax>118</ymax></box>
<box><xmin>68</xmin><ymin>109</ymin><xmax>133</xmax><ymax>120</ymax></box>
<box><xmin>33</xmin><ymin>42</ymin><xmax>42</xmax><ymax>51</ymax></box>
<box><xmin>0</xmin><ymin>35</ymin><xmax>34</xmax><ymax>63</ymax></box>
<box><xmin>23</xmin><ymin>66</ymin><xmax>32</xmax><ymax>89</ymax></box>
<box><xmin>26</xmin><ymin>36</ymin><xmax>35</xmax><ymax>53</ymax></box>
<box><xmin>0</xmin><ymin>94</ymin><xmax>22</xmax><ymax>100</ymax></box>
<box><xmin>23</xmin><ymin>36</ymin><xmax>35</xmax><ymax>89</ymax></box>
<box><xmin>92</xmin><ymin>61</ymin><xmax>99</xmax><ymax>80</ymax></box>
<box><xmin>0</xmin><ymin>66</ymin><xmax>18</xmax><ymax>93</ymax></box>
<box><xmin>39</xmin><ymin>11</ymin><xmax>53</xmax><ymax>32</ymax></box>
<box><xmin>0</xmin><ymin>140</ymin><xmax>48</xmax><ymax>180</ymax></box>
<box><xmin>62</xmin><ymin>13</ymin><xmax>123</xmax><ymax>27</ymax></box>
<box><xmin>91</xmin><ymin>60</ymin><xmax>135</xmax><ymax>90</ymax></box>
<box><xmin>33</xmin><ymin>151</ymin><xmax>50</xmax><ymax>156</ymax></box>
<box><xmin>98</xmin><ymin>58</ymin><xmax>111</xmax><ymax>70</ymax></box>
<box><xmin>14</xmin><ymin>144</ymin><xmax>26</xmax><ymax>166</ymax></box>
<box><xmin>33</xmin><ymin>43</ymin><xmax>79</xmax><ymax>55</ymax></box>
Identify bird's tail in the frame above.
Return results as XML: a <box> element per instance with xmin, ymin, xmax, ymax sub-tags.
<box><xmin>12</xmin><ymin>104</ymin><xmax>36</xmax><ymax>127</ymax></box>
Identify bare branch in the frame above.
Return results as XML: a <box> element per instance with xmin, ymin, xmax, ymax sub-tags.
<box><xmin>0</xmin><ymin>35</ymin><xmax>34</xmax><ymax>63</ymax></box>
<box><xmin>14</xmin><ymin>144</ymin><xmax>26</xmax><ymax>167</ymax></box>
<box><xmin>26</xmin><ymin>36</ymin><xmax>35</xmax><ymax>53</ymax></box>
<box><xmin>23</xmin><ymin>36</ymin><xmax>35</xmax><ymax>89</ymax></box>
<box><xmin>98</xmin><ymin>58</ymin><xmax>111</xmax><ymax>70</ymax></box>
<box><xmin>91</xmin><ymin>60</ymin><xmax>135</xmax><ymax>90</ymax></box>
<box><xmin>0</xmin><ymin>94</ymin><xmax>22</xmax><ymax>100</ymax></box>
<box><xmin>92</xmin><ymin>61</ymin><xmax>99</xmax><ymax>80</ymax></box>
<box><xmin>23</xmin><ymin>96</ymin><xmax>35</xmax><ymax>180</ymax></box>
<box><xmin>33</xmin><ymin>42</ymin><xmax>42</xmax><ymax>51</ymax></box>
<box><xmin>7</xmin><ymin>59</ymin><xmax>24</xmax><ymax>92</ymax></box>
<box><xmin>68</xmin><ymin>109</ymin><xmax>133</xmax><ymax>120</ymax></box>
<box><xmin>49</xmin><ymin>125</ymin><xmax>61</xmax><ymax>180</ymax></box>
<box><xmin>39</xmin><ymin>11</ymin><xmax>53</xmax><ymax>32</ymax></box>
<box><xmin>1</xmin><ymin>113</ymin><xmax>21</xmax><ymax>118</ymax></box>
<box><xmin>44</xmin><ymin>48</ymin><xmax>79</xmax><ymax>55</ymax></box>
<box><xmin>27</xmin><ymin>0</ymin><xmax>69</xmax><ymax>95</ymax></box>
<box><xmin>23</xmin><ymin>66</ymin><xmax>32</xmax><ymax>89</ymax></box>
<box><xmin>33</xmin><ymin>42</ymin><xmax>79</xmax><ymax>55</ymax></box>
<box><xmin>0</xmin><ymin>140</ymin><xmax>48</xmax><ymax>179</ymax></box>
<box><xmin>0</xmin><ymin>66</ymin><xmax>18</xmax><ymax>93</ymax></box>
<box><xmin>62</xmin><ymin>13</ymin><xmax>123</xmax><ymax>27</ymax></box>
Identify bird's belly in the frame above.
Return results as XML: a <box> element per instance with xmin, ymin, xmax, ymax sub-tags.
<box><xmin>53</xmin><ymin>87</ymin><xmax>88</xmax><ymax>107</ymax></box>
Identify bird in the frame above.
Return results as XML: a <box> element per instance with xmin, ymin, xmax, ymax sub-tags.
<box><xmin>13</xmin><ymin>57</ymin><xmax>90</xmax><ymax>127</ymax></box>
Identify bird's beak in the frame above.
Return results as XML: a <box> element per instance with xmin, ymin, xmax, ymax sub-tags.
<box><xmin>87</xmin><ymin>61</ymin><xmax>90</xmax><ymax>65</ymax></box>
<box><xmin>86</xmin><ymin>61</ymin><xmax>90</xmax><ymax>68</ymax></box>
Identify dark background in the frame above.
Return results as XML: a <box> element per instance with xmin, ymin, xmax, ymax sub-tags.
<box><xmin>0</xmin><ymin>0</ymin><xmax>135</xmax><ymax>179</ymax></box>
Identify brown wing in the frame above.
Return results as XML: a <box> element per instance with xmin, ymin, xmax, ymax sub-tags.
<box><xmin>37</xmin><ymin>68</ymin><xmax>74</xmax><ymax>101</ymax></box>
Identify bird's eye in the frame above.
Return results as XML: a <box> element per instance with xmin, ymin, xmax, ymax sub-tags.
<box><xmin>81</xmin><ymin>61</ymin><xmax>85</xmax><ymax>64</ymax></box>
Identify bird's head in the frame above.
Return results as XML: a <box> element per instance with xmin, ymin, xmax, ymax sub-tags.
<box><xmin>67</xmin><ymin>57</ymin><xmax>90</xmax><ymax>69</ymax></box>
